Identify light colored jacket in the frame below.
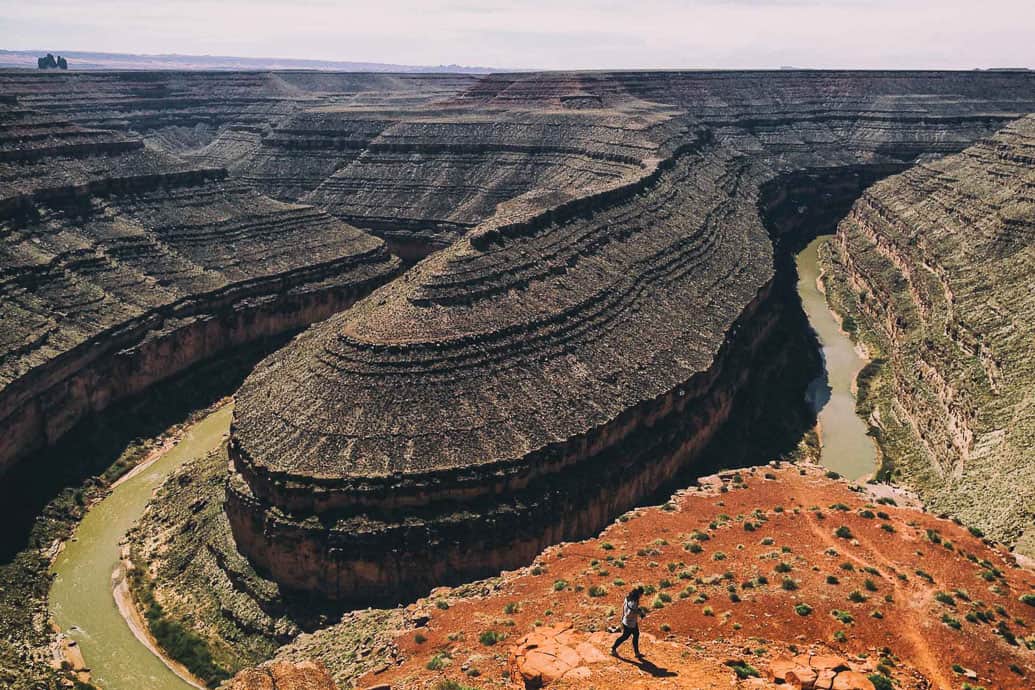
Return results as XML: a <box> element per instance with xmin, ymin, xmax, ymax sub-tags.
<box><xmin>621</xmin><ymin>597</ymin><xmax>640</xmax><ymax>628</ymax></box>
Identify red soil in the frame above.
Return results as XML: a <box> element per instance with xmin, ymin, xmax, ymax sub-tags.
<box><xmin>357</xmin><ymin>464</ymin><xmax>1035</xmax><ymax>690</ymax></box>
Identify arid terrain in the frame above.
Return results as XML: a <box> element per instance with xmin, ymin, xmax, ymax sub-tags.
<box><xmin>0</xmin><ymin>68</ymin><xmax>1033</xmax><ymax>690</ymax></box>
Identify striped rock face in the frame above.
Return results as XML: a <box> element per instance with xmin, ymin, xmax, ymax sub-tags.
<box><xmin>224</xmin><ymin>71</ymin><xmax>1035</xmax><ymax>602</ymax></box>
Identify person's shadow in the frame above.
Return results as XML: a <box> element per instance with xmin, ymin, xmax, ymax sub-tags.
<box><xmin>613</xmin><ymin>653</ymin><xmax>678</xmax><ymax>678</ymax></box>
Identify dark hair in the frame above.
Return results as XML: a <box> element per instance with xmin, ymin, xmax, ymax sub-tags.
<box><xmin>627</xmin><ymin>586</ymin><xmax>644</xmax><ymax>600</ymax></box>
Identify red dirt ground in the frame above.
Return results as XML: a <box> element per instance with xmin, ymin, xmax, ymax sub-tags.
<box><xmin>356</xmin><ymin>463</ymin><xmax>1035</xmax><ymax>690</ymax></box>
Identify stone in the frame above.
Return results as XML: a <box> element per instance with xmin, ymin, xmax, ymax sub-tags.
<box><xmin>225</xmin><ymin>660</ymin><xmax>335</xmax><ymax>690</ymax></box>
<box><xmin>810</xmin><ymin>655</ymin><xmax>850</xmax><ymax>672</ymax></box>
<box><xmin>787</xmin><ymin>667</ymin><xmax>819</xmax><ymax>689</ymax></box>
<box><xmin>831</xmin><ymin>671</ymin><xmax>877</xmax><ymax>690</ymax></box>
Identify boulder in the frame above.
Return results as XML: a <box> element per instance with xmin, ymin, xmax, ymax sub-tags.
<box><xmin>224</xmin><ymin>660</ymin><xmax>335</xmax><ymax>690</ymax></box>
<box><xmin>831</xmin><ymin>671</ymin><xmax>877</xmax><ymax>690</ymax></box>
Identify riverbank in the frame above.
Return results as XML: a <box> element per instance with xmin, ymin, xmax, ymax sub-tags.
<box><xmin>115</xmin><ymin>547</ymin><xmax>208</xmax><ymax>689</ymax></box>
<box><xmin>49</xmin><ymin>405</ymin><xmax>234</xmax><ymax>690</ymax></box>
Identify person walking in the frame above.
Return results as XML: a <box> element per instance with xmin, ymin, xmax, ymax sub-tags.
<box><xmin>611</xmin><ymin>586</ymin><xmax>645</xmax><ymax>657</ymax></box>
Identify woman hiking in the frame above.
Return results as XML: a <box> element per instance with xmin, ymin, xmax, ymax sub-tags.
<box><xmin>611</xmin><ymin>586</ymin><xmax>645</xmax><ymax>657</ymax></box>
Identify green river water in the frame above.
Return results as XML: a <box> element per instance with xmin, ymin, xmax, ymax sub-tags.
<box><xmin>50</xmin><ymin>405</ymin><xmax>232</xmax><ymax>690</ymax></box>
<box><xmin>796</xmin><ymin>236</ymin><xmax>878</xmax><ymax>481</ymax></box>
<box><xmin>46</xmin><ymin>237</ymin><xmax>875</xmax><ymax>690</ymax></box>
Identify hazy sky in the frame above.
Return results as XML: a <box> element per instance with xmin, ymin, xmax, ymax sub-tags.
<box><xmin>2</xmin><ymin>0</ymin><xmax>1033</xmax><ymax>70</ymax></box>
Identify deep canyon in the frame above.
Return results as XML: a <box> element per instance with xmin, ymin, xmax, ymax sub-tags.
<box><xmin>0</xmin><ymin>69</ymin><xmax>1034</xmax><ymax>689</ymax></box>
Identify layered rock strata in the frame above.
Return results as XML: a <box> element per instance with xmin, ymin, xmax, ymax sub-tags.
<box><xmin>228</xmin><ymin>134</ymin><xmax>783</xmax><ymax>602</ymax></box>
<box><xmin>823</xmin><ymin>115</ymin><xmax>1035</xmax><ymax>553</ymax></box>
<box><xmin>226</xmin><ymin>71</ymin><xmax>1035</xmax><ymax>603</ymax></box>
<box><xmin>0</xmin><ymin>102</ymin><xmax>400</xmax><ymax>474</ymax></box>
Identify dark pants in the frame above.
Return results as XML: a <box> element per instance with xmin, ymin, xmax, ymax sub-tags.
<box><xmin>612</xmin><ymin>624</ymin><xmax>640</xmax><ymax>654</ymax></box>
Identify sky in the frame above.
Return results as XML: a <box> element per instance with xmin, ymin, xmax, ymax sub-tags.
<box><xmin>2</xmin><ymin>0</ymin><xmax>1034</xmax><ymax>71</ymax></box>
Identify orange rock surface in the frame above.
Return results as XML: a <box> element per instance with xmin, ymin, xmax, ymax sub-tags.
<box><xmin>352</xmin><ymin>464</ymin><xmax>1034</xmax><ymax>689</ymax></box>
<box><xmin>226</xmin><ymin>660</ymin><xmax>336</xmax><ymax>690</ymax></box>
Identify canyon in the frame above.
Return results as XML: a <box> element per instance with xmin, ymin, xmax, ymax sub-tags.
<box><xmin>0</xmin><ymin>68</ymin><xmax>1034</xmax><ymax>689</ymax></box>
<box><xmin>822</xmin><ymin>114</ymin><xmax>1035</xmax><ymax>554</ymax></box>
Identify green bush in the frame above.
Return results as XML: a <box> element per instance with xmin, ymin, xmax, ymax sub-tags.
<box><xmin>794</xmin><ymin>603</ymin><xmax>813</xmax><ymax>616</ymax></box>
<box><xmin>133</xmin><ymin>572</ymin><xmax>230</xmax><ymax>685</ymax></box>
<box><xmin>868</xmin><ymin>673</ymin><xmax>894</xmax><ymax>690</ymax></box>
<box><xmin>726</xmin><ymin>661</ymin><xmax>760</xmax><ymax>679</ymax></box>
<box><xmin>479</xmin><ymin>630</ymin><xmax>503</xmax><ymax>646</ymax></box>
<box><xmin>1019</xmin><ymin>594</ymin><xmax>1035</xmax><ymax>607</ymax></box>
<box><xmin>835</xmin><ymin>526</ymin><xmax>853</xmax><ymax>539</ymax></box>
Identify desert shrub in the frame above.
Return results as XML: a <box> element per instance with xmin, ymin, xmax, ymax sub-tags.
<box><xmin>1019</xmin><ymin>594</ymin><xmax>1035</xmax><ymax>607</ymax></box>
<box><xmin>414</xmin><ymin>632</ymin><xmax>427</xmax><ymax>644</ymax></box>
<box><xmin>868</xmin><ymin>673</ymin><xmax>894</xmax><ymax>690</ymax></box>
<box><xmin>504</xmin><ymin>602</ymin><xmax>520</xmax><ymax>614</ymax></box>
<box><xmin>794</xmin><ymin>603</ymin><xmax>813</xmax><ymax>616</ymax></box>
<box><xmin>835</xmin><ymin>526</ymin><xmax>853</xmax><ymax>539</ymax></box>
<box><xmin>588</xmin><ymin>585</ymin><xmax>606</xmax><ymax>598</ymax></box>
<box><xmin>781</xmin><ymin>577</ymin><xmax>799</xmax><ymax>591</ymax></box>
<box><xmin>774</xmin><ymin>562</ymin><xmax>793</xmax><ymax>573</ymax></box>
<box><xmin>825</xmin><ymin>471</ymin><xmax>841</xmax><ymax>479</ymax></box>
<box><xmin>826</xmin><ymin>575</ymin><xmax>840</xmax><ymax>585</ymax></box>
<box><xmin>934</xmin><ymin>591</ymin><xmax>955</xmax><ymax>606</ymax></box>
<box><xmin>942</xmin><ymin>614</ymin><xmax>962</xmax><ymax>630</ymax></box>
<box><xmin>864</xmin><ymin>579</ymin><xmax>878</xmax><ymax>592</ymax></box>
<box><xmin>553</xmin><ymin>579</ymin><xmax>568</xmax><ymax>591</ymax></box>
<box><xmin>427</xmin><ymin>653</ymin><xmax>451</xmax><ymax>670</ymax></box>
<box><xmin>703</xmin><ymin>606</ymin><xmax>714</xmax><ymax>616</ymax></box>
<box><xmin>479</xmin><ymin>630</ymin><xmax>504</xmax><ymax>646</ymax></box>
<box><xmin>725</xmin><ymin>661</ymin><xmax>760</xmax><ymax>679</ymax></box>
<box><xmin>848</xmin><ymin>591</ymin><xmax>868</xmax><ymax>603</ymax></box>
<box><xmin>831</xmin><ymin>609</ymin><xmax>855</xmax><ymax>624</ymax></box>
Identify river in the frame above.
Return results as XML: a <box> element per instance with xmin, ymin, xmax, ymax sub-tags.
<box><xmin>49</xmin><ymin>405</ymin><xmax>232</xmax><ymax>690</ymax></box>
<box><xmin>796</xmin><ymin>236</ymin><xmax>878</xmax><ymax>481</ymax></box>
<box><xmin>45</xmin><ymin>237</ymin><xmax>876</xmax><ymax>690</ymax></box>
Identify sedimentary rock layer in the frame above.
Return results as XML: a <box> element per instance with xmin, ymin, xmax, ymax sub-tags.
<box><xmin>226</xmin><ymin>71</ymin><xmax>1035</xmax><ymax>603</ymax></box>
<box><xmin>0</xmin><ymin>102</ymin><xmax>400</xmax><ymax>473</ymax></box>
<box><xmin>824</xmin><ymin>115</ymin><xmax>1035</xmax><ymax>552</ymax></box>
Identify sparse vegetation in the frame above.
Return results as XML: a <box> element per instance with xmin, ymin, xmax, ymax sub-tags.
<box><xmin>478</xmin><ymin>630</ymin><xmax>504</xmax><ymax>646</ymax></box>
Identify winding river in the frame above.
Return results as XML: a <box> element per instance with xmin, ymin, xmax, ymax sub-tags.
<box><xmin>797</xmin><ymin>236</ymin><xmax>878</xmax><ymax>481</ymax></box>
<box><xmin>49</xmin><ymin>405</ymin><xmax>232</xmax><ymax>690</ymax></box>
<box><xmin>45</xmin><ymin>236</ymin><xmax>876</xmax><ymax>689</ymax></box>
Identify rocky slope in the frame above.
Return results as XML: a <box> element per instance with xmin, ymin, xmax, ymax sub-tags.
<box><xmin>243</xmin><ymin>464</ymin><xmax>1034</xmax><ymax>690</ymax></box>
<box><xmin>0</xmin><ymin>100</ymin><xmax>401</xmax><ymax>474</ymax></box>
<box><xmin>821</xmin><ymin>115</ymin><xmax>1035</xmax><ymax>556</ymax></box>
<box><xmin>226</xmin><ymin>71</ymin><xmax>1035</xmax><ymax>604</ymax></box>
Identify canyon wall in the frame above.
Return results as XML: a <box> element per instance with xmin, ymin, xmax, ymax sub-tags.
<box><xmin>822</xmin><ymin>115</ymin><xmax>1035</xmax><ymax>555</ymax></box>
<box><xmin>6</xmin><ymin>68</ymin><xmax>1035</xmax><ymax>600</ymax></box>
<box><xmin>226</xmin><ymin>71</ymin><xmax>1035</xmax><ymax>602</ymax></box>
<box><xmin>0</xmin><ymin>101</ymin><xmax>401</xmax><ymax>474</ymax></box>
